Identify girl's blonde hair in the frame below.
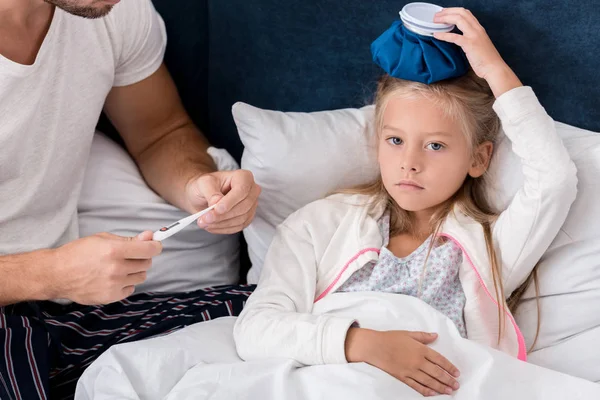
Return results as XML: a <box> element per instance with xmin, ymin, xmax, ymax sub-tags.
<box><xmin>345</xmin><ymin>71</ymin><xmax>540</xmax><ymax>350</ymax></box>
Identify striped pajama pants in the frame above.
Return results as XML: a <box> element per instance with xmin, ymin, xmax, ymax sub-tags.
<box><xmin>0</xmin><ymin>284</ymin><xmax>255</xmax><ymax>400</ymax></box>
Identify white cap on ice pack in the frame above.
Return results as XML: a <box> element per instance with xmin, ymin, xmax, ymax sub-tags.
<box><xmin>400</xmin><ymin>2</ymin><xmax>455</xmax><ymax>36</ymax></box>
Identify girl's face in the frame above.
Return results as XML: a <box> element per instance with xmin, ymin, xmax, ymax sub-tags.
<box><xmin>378</xmin><ymin>95</ymin><xmax>492</xmax><ymax>220</ymax></box>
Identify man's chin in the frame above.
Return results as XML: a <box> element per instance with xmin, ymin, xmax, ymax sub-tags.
<box><xmin>67</xmin><ymin>5</ymin><xmax>114</xmax><ymax>19</ymax></box>
<box><xmin>44</xmin><ymin>1</ymin><xmax>115</xmax><ymax>19</ymax></box>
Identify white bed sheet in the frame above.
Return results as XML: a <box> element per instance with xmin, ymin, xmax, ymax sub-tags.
<box><xmin>76</xmin><ymin>292</ymin><xmax>600</xmax><ymax>399</ymax></box>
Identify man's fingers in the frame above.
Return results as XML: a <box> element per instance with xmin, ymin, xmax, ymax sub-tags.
<box><xmin>97</xmin><ymin>231</ymin><xmax>154</xmax><ymax>242</ymax></box>
<box><xmin>204</xmin><ymin>209</ymin><xmax>256</xmax><ymax>235</ymax></box>
<box><xmin>124</xmin><ymin>271</ymin><xmax>148</xmax><ymax>287</ymax></box>
<box><xmin>199</xmin><ymin>174</ymin><xmax>259</xmax><ymax>226</ymax></box>
<box><xmin>203</xmin><ymin>212</ymin><xmax>256</xmax><ymax>235</ymax></box>
<box><xmin>118</xmin><ymin>239</ymin><xmax>162</xmax><ymax>259</ymax></box>
<box><xmin>200</xmin><ymin>194</ymin><xmax>257</xmax><ymax>226</ymax></box>
<box><xmin>212</xmin><ymin>170</ymin><xmax>258</xmax><ymax>216</ymax></box>
<box><xmin>204</xmin><ymin>227</ymin><xmax>245</xmax><ymax>235</ymax></box>
<box><xmin>134</xmin><ymin>231</ymin><xmax>154</xmax><ymax>241</ymax></box>
<box><xmin>121</xmin><ymin>285</ymin><xmax>136</xmax><ymax>299</ymax></box>
<box><xmin>123</xmin><ymin>259</ymin><xmax>152</xmax><ymax>275</ymax></box>
<box><xmin>189</xmin><ymin>171</ymin><xmax>259</xmax><ymax>228</ymax></box>
<box><xmin>202</xmin><ymin>214</ymin><xmax>249</xmax><ymax>231</ymax></box>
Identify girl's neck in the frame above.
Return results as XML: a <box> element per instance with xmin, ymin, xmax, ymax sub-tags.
<box><xmin>407</xmin><ymin>209</ymin><xmax>435</xmax><ymax>239</ymax></box>
<box><xmin>389</xmin><ymin>201</ymin><xmax>447</xmax><ymax>239</ymax></box>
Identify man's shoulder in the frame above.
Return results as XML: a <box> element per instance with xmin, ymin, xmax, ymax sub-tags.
<box><xmin>104</xmin><ymin>0</ymin><xmax>157</xmax><ymax>25</ymax></box>
<box><xmin>52</xmin><ymin>0</ymin><xmax>158</xmax><ymax>55</ymax></box>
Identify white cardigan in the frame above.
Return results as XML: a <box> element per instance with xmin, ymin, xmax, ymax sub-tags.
<box><xmin>234</xmin><ymin>86</ymin><xmax>577</xmax><ymax>365</ymax></box>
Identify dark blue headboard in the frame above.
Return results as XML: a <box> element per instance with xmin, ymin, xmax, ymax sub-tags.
<box><xmin>150</xmin><ymin>0</ymin><xmax>599</xmax><ymax>162</ymax></box>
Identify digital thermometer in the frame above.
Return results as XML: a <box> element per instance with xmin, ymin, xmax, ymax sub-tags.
<box><xmin>152</xmin><ymin>204</ymin><xmax>217</xmax><ymax>241</ymax></box>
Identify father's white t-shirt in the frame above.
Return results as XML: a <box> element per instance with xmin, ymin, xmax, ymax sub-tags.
<box><xmin>0</xmin><ymin>0</ymin><xmax>166</xmax><ymax>255</ymax></box>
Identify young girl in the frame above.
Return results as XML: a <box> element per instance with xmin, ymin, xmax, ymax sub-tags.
<box><xmin>234</xmin><ymin>8</ymin><xmax>577</xmax><ymax>398</ymax></box>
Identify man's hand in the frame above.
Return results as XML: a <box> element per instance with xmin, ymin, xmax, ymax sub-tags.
<box><xmin>185</xmin><ymin>170</ymin><xmax>261</xmax><ymax>235</ymax></box>
<box><xmin>52</xmin><ymin>231</ymin><xmax>162</xmax><ymax>305</ymax></box>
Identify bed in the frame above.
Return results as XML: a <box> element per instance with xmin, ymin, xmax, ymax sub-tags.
<box><xmin>83</xmin><ymin>0</ymin><xmax>600</xmax><ymax>398</ymax></box>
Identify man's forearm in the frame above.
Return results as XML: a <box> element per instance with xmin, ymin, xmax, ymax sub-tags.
<box><xmin>0</xmin><ymin>249</ymin><xmax>56</xmax><ymax>306</ymax></box>
<box><xmin>134</xmin><ymin>123</ymin><xmax>217</xmax><ymax>214</ymax></box>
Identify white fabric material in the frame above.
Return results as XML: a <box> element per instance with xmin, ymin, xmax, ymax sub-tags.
<box><xmin>236</xmin><ymin>89</ymin><xmax>600</xmax><ymax>380</ymax></box>
<box><xmin>78</xmin><ymin>133</ymin><xmax>240</xmax><ymax>294</ymax></box>
<box><xmin>0</xmin><ymin>0</ymin><xmax>166</xmax><ymax>255</ymax></box>
<box><xmin>75</xmin><ymin>292</ymin><xmax>600</xmax><ymax>400</ymax></box>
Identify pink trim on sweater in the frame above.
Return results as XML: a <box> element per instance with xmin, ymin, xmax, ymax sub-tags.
<box><xmin>438</xmin><ymin>233</ymin><xmax>528</xmax><ymax>361</ymax></box>
<box><xmin>314</xmin><ymin>248</ymin><xmax>380</xmax><ymax>303</ymax></box>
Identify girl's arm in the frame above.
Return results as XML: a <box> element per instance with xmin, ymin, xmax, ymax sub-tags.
<box><xmin>233</xmin><ymin>210</ymin><xmax>356</xmax><ymax>365</ymax></box>
<box><xmin>435</xmin><ymin>9</ymin><xmax>578</xmax><ymax>296</ymax></box>
<box><xmin>490</xmin><ymin>87</ymin><xmax>577</xmax><ymax>296</ymax></box>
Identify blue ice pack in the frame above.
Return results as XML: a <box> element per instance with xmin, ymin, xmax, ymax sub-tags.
<box><xmin>371</xmin><ymin>20</ymin><xmax>468</xmax><ymax>84</ymax></box>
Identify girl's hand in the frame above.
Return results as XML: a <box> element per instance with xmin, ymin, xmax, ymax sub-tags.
<box><xmin>345</xmin><ymin>328</ymin><xmax>460</xmax><ymax>397</ymax></box>
<box><xmin>433</xmin><ymin>8</ymin><xmax>522</xmax><ymax>97</ymax></box>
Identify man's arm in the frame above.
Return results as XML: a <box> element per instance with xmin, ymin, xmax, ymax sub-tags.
<box><xmin>0</xmin><ymin>251</ymin><xmax>56</xmax><ymax>306</ymax></box>
<box><xmin>103</xmin><ymin>64</ymin><xmax>216</xmax><ymax>214</ymax></box>
<box><xmin>104</xmin><ymin>63</ymin><xmax>260</xmax><ymax>234</ymax></box>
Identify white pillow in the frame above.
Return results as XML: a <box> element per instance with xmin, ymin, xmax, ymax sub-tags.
<box><xmin>514</xmin><ymin>128</ymin><xmax>600</xmax><ymax>382</ymax></box>
<box><xmin>78</xmin><ymin>132</ymin><xmax>241</xmax><ymax>294</ymax></box>
<box><xmin>235</xmin><ymin>103</ymin><xmax>380</xmax><ymax>283</ymax></box>
<box><xmin>234</xmin><ymin>102</ymin><xmax>600</xmax><ymax>381</ymax></box>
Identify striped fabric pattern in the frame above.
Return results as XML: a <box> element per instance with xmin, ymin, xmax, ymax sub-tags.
<box><xmin>0</xmin><ymin>285</ymin><xmax>255</xmax><ymax>400</ymax></box>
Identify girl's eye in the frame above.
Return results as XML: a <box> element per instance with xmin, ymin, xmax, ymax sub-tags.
<box><xmin>387</xmin><ymin>137</ymin><xmax>403</xmax><ymax>146</ymax></box>
<box><xmin>426</xmin><ymin>142</ymin><xmax>444</xmax><ymax>151</ymax></box>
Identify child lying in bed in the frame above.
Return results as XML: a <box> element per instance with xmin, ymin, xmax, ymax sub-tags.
<box><xmin>234</xmin><ymin>7</ymin><xmax>577</xmax><ymax>398</ymax></box>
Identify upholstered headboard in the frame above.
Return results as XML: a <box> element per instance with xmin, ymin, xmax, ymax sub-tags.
<box><xmin>148</xmin><ymin>0</ymin><xmax>599</xmax><ymax>163</ymax></box>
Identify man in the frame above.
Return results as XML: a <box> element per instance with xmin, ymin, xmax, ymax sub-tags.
<box><xmin>0</xmin><ymin>0</ymin><xmax>259</xmax><ymax>397</ymax></box>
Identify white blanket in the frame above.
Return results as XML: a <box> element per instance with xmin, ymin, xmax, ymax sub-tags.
<box><xmin>76</xmin><ymin>292</ymin><xmax>600</xmax><ymax>399</ymax></box>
